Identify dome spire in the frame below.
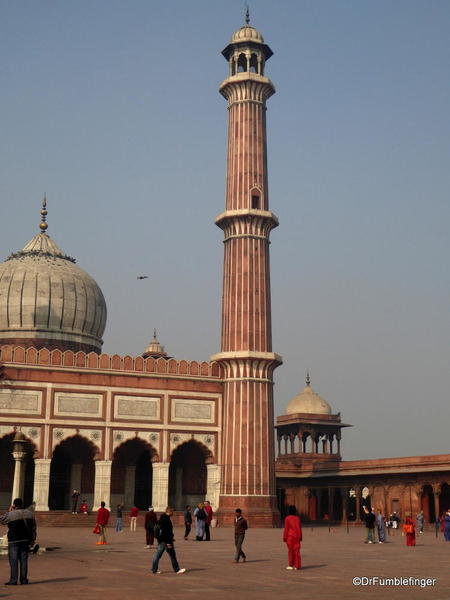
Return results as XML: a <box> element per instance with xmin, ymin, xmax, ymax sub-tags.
<box><xmin>306</xmin><ymin>369</ymin><xmax>311</xmax><ymax>387</ymax></box>
<box><xmin>39</xmin><ymin>195</ymin><xmax>48</xmax><ymax>233</ymax></box>
<box><xmin>245</xmin><ymin>5</ymin><xmax>250</xmax><ymax>25</ymax></box>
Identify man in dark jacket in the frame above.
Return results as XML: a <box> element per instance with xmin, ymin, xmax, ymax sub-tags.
<box><xmin>234</xmin><ymin>508</ymin><xmax>248</xmax><ymax>563</ymax></box>
<box><xmin>0</xmin><ymin>497</ymin><xmax>36</xmax><ymax>585</ymax></box>
<box><xmin>363</xmin><ymin>505</ymin><xmax>376</xmax><ymax>543</ymax></box>
<box><xmin>151</xmin><ymin>507</ymin><xmax>186</xmax><ymax>575</ymax></box>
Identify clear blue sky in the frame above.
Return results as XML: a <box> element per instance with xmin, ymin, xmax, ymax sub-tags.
<box><xmin>1</xmin><ymin>0</ymin><xmax>449</xmax><ymax>460</ymax></box>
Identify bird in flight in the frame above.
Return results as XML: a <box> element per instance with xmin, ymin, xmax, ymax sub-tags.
<box><xmin>137</xmin><ymin>275</ymin><xmax>149</xmax><ymax>280</ymax></box>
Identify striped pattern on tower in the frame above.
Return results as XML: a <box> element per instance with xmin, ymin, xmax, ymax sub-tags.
<box><xmin>212</xmin><ymin>26</ymin><xmax>282</xmax><ymax>524</ymax></box>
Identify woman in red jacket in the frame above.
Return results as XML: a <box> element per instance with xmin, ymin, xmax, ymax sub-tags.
<box><xmin>283</xmin><ymin>505</ymin><xmax>302</xmax><ymax>570</ymax></box>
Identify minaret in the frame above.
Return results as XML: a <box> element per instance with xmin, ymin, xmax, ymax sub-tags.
<box><xmin>212</xmin><ymin>15</ymin><xmax>282</xmax><ymax>526</ymax></box>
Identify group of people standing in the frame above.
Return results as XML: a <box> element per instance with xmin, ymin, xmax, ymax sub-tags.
<box><xmin>183</xmin><ymin>501</ymin><xmax>213</xmax><ymax>541</ymax></box>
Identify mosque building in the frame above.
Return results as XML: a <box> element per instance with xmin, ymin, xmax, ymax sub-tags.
<box><xmin>1</xmin><ymin>17</ymin><xmax>449</xmax><ymax>526</ymax></box>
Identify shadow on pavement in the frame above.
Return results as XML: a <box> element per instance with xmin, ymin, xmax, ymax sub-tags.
<box><xmin>301</xmin><ymin>564</ymin><xmax>327</xmax><ymax>570</ymax></box>
<box><xmin>28</xmin><ymin>577</ymin><xmax>88</xmax><ymax>585</ymax></box>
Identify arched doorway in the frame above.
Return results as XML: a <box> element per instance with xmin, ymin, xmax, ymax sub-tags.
<box><xmin>168</xmin><ymin>440</ymin><xmax>208</xmax><ymax>510</ymax></box>
<box><xmin>111</xmin><ymin>438</ymin><xmax>155</xmax><ymax>510</ymax></box>
<box><xmin>332</xmin><ymin>488</ymin><xmax>343</xmax><ymax>521</ymax></box>
<box><xmin>49</xmin><ymin>435</ymin><xmax>96</xmax><ymax>510</ymax></box>
<box><xmin>439</xmin><ymin>482</ymin><xmax>450</xmax><ymax>516</ymax></box>
<box><xmin>0</xmin><ymin>433</ymin><xmax>35</xmax><ymax>509</ymax></box>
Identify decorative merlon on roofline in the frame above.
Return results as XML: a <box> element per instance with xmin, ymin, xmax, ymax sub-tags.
<box><xmin>0</xmin><ymin>345</ymin><xmax>221</xmax><ymax>378</ymax></box>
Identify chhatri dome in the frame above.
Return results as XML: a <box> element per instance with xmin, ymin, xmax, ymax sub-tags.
<box><xmin>0</xmin><ymin>198</ymin><xmax>107</xmax><ymax>353</ymax></box>
<box><xmin>285</xmin><ymin>372</ymin><xmax>333</xmax><ymax>415</ymax></box>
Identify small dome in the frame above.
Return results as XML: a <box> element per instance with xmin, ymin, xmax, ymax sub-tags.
<box><xmin>230</xmin><ymin>25</ymin><xmax>265</xmax><ymax>45</ymax></box>
<box><xmin>0</xmin><ymin>228</ymin><xmax>107</xmax><ymax>353</ymax></box>
<box><xmin>285</xmin><ymin>374</ymin><xmax>332</xmax><ymax>415</ymax></box>
<box><xmin>142</xmin><ymin>330</ymin><xmax>168</xmax><ymax>359</ymax></box>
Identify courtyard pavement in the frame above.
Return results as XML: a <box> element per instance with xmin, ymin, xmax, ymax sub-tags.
<box><xmin>0</xmin><ymin>524</ymin><xmax>449</xmax><ymax>599</ymax></box>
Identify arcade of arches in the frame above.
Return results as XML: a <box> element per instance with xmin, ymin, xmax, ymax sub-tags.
<box><xmin>279</xmin><ymin>480</ymin><xmax>450</xmax><ymax>523</ymax></box>
<box><xmin>0</xmin><ymin>433</ymin><xmax>217</xmax><ymax>513</ymax></box>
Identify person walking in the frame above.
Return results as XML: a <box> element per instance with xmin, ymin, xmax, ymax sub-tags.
<box><xmin>233</xmin><ymin>508</ymin><xmax>248</xmax><ymax>563</ymax></box>
<box><xmin>416</xmin><ymin>510</ymin><xmax>424</xmax><ymax>534</ymax></box>
<box><xmin>145</xmin><ymin>507</ymin><xmax>157</xmax><ymax>548</ymax></box>
<box><xmin>130</xmin><ymin>506</ymin><xmax>139</xmax><ymax>532</ymax></box>
<box><xmin>115</xmin><ymin>503</ymin><xmax>123</xmax><ymax>533</ymax></box>
<box><xmin>444</xmin><ymin>510</ymin><xmax>450</xmax><ymax>541</ymax></box>
<box><xmin>193</xmin><ymin>503</ymin><xmax>206</xmax><ymax>541</ymax></box>
<box><xmin>376</xmin><ymin>510</ymin><xmax>386</xmax><ymax>543</ymax></box>
<box><xmin>204</xmin><ymin>500</ymin><xmax>213</xmax><ymax>541</ymax></box>
<box><xmin>96</xmin><ymin>501</ymin><xmax>110</xmax><ymax>545</ymax></box>
<box><xmin>403</xmin><ymin>514</ymin><xmax>416</xmax><ymax>546</ymax></box>
<box><xmin>363</xmin><ymin>506</ymin><xmax>376</xmax><ymax>543</ymax></box>
<box><xmin>283</xmin><ymin>505</ymin><xmax>302</xmax><ymax>570</ymax></box>
<box><xmin>0</xmin><ymin>497</ymin><xmax>36</xmax><ymax>585</ymax></box>
<box><xmin>183</xmin><ymin>505</ymin><xmax>192</xmax><ymax>540</ymax></box>
<box><xmin>151</xmin><ymin>507</ymin><xmax>186</xmax><ymax>575</ymax></box>
<box><xmin>71</xmin><ymin>490</ymin><xmax>80</xmax><ymax>514</ymax></box>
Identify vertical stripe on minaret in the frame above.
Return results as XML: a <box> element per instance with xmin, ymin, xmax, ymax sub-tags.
<box><xmin>211</xmin><ymin>23</ymin><xmax>282</xmax><ymax>526</ymax></box>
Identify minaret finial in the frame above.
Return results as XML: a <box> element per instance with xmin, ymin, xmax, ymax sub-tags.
<box><xmin>39</xmin><ymin>194</ymin><xmax>48</xmax><ymax>233</ymax></box>
<box><xmin>306</xmin><ymin>369</ymin><xmax>311</xmax><ymax>387</ymax></box>
<box><xmin>245</xmin><ymin>5</ymin><xmax>250</xmax><ymax>25</ymax></box>
<box><xmin>153</xmin><ymin>328</ymin><xmax>157</xmax><ymax>339</ymax></box>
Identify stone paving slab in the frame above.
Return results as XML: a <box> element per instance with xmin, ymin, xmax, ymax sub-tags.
<box><xmin>0</xmin><ymin>525</ymin><xmax>449</xmax><ymax>600</ymax></box>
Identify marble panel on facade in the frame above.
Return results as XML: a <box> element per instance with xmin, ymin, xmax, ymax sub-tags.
<box><xmin>0</xmin><ymin>389</ymin><xmax>42</xmax><ymax>414</ymax></box>
<box><xmin>113</xmin><ymin>395</ymin><xmax>160</xmax><ymax>420</ymax></box>
<box><xmin>171</xmin><ymin>398</ymin><xmax>215</xmax><ymax>423</ymax></box>
<box><xmin>53</xmin><ymin>392</ymin><xmax>103</xmax><ymax>418</ymax></box>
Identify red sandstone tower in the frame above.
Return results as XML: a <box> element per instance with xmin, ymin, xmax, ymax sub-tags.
<box><xmin>212</xmin><ymin>17</ymin><xmax>282</xmax><ymax>526</ymax></box>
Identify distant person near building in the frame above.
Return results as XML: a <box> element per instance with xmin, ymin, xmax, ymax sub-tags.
<box><xmin>194</xmin><ymin>503</ymin><xmax>206</xmax><ymax>541</ymax></box>
<box><xmin>403</xmin><ymin>514</ymin><xmax>416</xmax><ymax>546</ymax></box>
<box><xmin>444</xmin><ymin>510</ymin><xmax>450</xmax><ymax>541</ymax></box>
<box><xmin>96</xmin><ymin>501</ymin><xmax>110</xmax><ymax>545</ymax></box>
<box><xmin>0</xmin><ymin>497</ymin><xmax>37</xmax><ymax>585</ymax></box>
<box><xmin>416</xmin><ymin>510</ymin><xmax>424</xmax><ymax>534</ymax></box>
<box><xmin>363</xmin><ymin>506</ymin><xmax>376</xmax><ymax>543</ymax></box>
<box><xmin>145</xmin><ymin>507</ymin><xmax>157</xmax><ymax>548</ymax></box>
<box><xmin>376</xmin><ymin>510</ymin><xmax>386</xmax><ymax>543</ymax></box>
<box><xmin>151</xmin><ymin>507</ymin><xmax>186</xmax><ymax>575</ymax></box>
<box><xmin>183</xmin><ymin>505</ymin><xmax>192</xmax><ymax>540</ymax></box>
<box><xmin>115</xmin><ymin>504</ymin><xmax>123</xmax><ymax>533</ymax></box>
<box><xmin>204</xmin><ymin>500</ymin><xmax>213</xmax><ymax>541</ymax></box>
<box><xmin>130</xmin><ymin>506</ymin><xmax>139</xmax><ymax>532</ymax></box>
<box><xmin>234</xmin><ymin>508</ymin><xmax>248</xmax><ymax>563</ymax></box>
<box><xmin>80</xmin><ymin>500</ymin><xmax>88</xmax><ymax>514</ymax></box>
<box><xmin>71</xmin><ymin>490</ymin><xmax>80</xmax><ymax>514</ymax></box>
<box><xmin>283</xmin><ymin>505</ymin><xmax>302</xmax><ymax>570</ymax></box>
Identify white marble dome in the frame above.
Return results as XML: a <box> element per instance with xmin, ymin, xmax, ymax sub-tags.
<box><xmin>0</xmin><ymin>229</ymin><xmax>107</xmax><ymax>353</ymax></box>
<box><xmin>285</xmin><ymin>375</ymin><xmax>332</xmax><ymax>415</ymax></box>
<box><xmin>230</xmin><ymin>25</ymin><xmax>265</xmax><ymax>44</ymax></box>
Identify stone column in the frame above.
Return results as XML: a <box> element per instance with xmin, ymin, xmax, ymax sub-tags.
<box><xmin>124</xmin><ymin>465</ymin><xmax>136</xmax><ymax>508</ymax></box>
<box><xmin>206</xmin><ymin>464</ymin><xmax>220</xmax><ymax>512</ymax></box>
<box><xmin>93</xmin><ymin>460</ymin><xmax>112</xmax><ymax>510</ymax></box>
<box><xmin>433</xmin><ymin>484</ymin><xmax>440</xmax><ymax>519</ymax></box>
<box><xmin>327</xmin><ymin>487</ymin><xmax>333</xmax><ymax>520</ymax></box>
<box><xmin>152</xmin><ymin>463</ymin><xmax>169</xmax><ymax>512</ymax></box>
<box><xmin>11</xmin><ymin>451</ymin><xmax>26</xmax><ymax>503</ymax></box>
<box><xmin>341</xmin><ymin>488</ymin><xmax>348</xmax><ymax>522</ymax></box>
<box><xmin>33</xmin><ymin>459</ymin><xmax>51</xmax><ymax>511</ymax></box>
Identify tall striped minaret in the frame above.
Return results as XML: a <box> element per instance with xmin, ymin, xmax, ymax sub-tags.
<box><xmin>212</xmin><ymin>15</ymin><xmax>281</xmax><ymax>526</ymax></box>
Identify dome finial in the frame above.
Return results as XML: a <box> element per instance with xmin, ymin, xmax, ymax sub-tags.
<box><xmin>306</xmin><ymin>369</ymin><xmax>311</xmax><ymax>387</ymax></box>
<box><xmin>39</xmin><ymin>195</ymin><xmax>48</xmax><ymax>233</ymax></box>
<box><xmin>153</xmin><ymin>328</ymin><xmax>157</xmax><ymax>340</ymax></box>
<box><xmin>245</xmin><ymin>4</ymin><xmax>250</xmax><ymax>25</ymax></box>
